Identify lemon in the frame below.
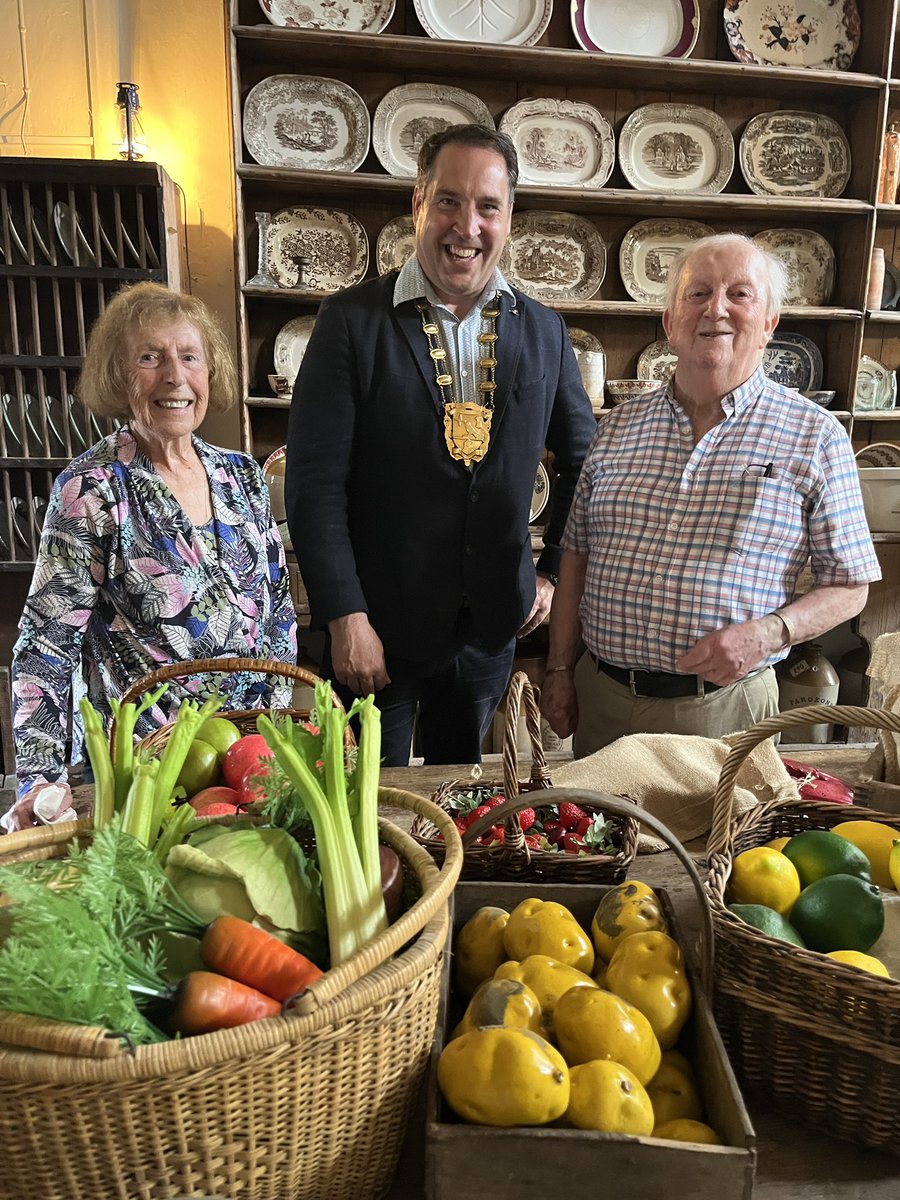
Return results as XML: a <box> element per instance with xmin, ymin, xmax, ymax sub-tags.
<box><xmin>729</xmin><ymin>847</ymin><xmax>801</xmax><ymax>915</ymax></box>
<box><xmin>565</xmin><ymin>1060</ymin><xmax>655</xmax><ymax>1136</ymax></box>
<box><xmin>554</xmin><ymin>987</ymin><xmax>661</xmax><ymax>1084</ymax></box>
<box><xmin>789</xmin><ymin>873</ymin><xmax>884</xmax><ymax>953</ymax></box>
<box><xmin>825</xmin><ymin>950</ymin><xmax>890</xmax><ymax>977</ymax></box>
<box><xmin>437</xmin><ymin>1027</ymin><xmax>569</xmax><ymax>1126</ymax></box>
<box><xmin>782</xmin><ymin>829</ymin><xmax>871</xmax><ymax>889</ymax></box>
<box><xmin>766</xmin><ymin>836</ymin><xmax>791</xmax><ymax>852</ymax></box>
<box><xmin>646</xmin><ymin>1057</ymin><xmax>703</xmax><ymax>1126</ymax></box>
<box><xmin>832</xmin><ymin>820</ymin><xmax>900</xmax><ymax>890</ymax></box>
<box><xmin>591</xmin><ymin>880</ymin><xmax>668</xmax><ymax>962</ymax></box>
<box><xmin>653</xmin><ymin>1118</ymin><xmax>722</xmax><ymax>1145</ymax></box>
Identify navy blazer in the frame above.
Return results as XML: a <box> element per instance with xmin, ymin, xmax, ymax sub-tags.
<box><xmin>286</xmin><ymin>272</ymin><xmax>596</xmax><ymax>661</ymax></box>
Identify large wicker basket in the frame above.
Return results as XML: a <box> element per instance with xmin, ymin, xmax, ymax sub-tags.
<box><xmin>0</xmin><ymin>658</ymin><xmax>464</xmax><ymax>1200</ymax></box>
<box><xmin>704</xmin><ymin>703</ymin><xmax>900</xmax><ymax>1155</ymax></box>
<box><xmin>409</xmin><ymin>671</ymin><xmax>638</xmax><ymax>882</ymax></box>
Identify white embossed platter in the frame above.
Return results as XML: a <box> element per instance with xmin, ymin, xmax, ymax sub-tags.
<box><xmin>413</xmin><ymin>0</ymin><xmax>552</xmax><ymax>45</ymax></box>
<box><xmin>53</xmin><ymin>202</ymin><xmax>97</xmax><ymax>266</ymax></box>
<box><xmin>571</xmin><ymin>0</ymin><xmax>700</xmax><ymax>58</ymax></box>
<box><xmin>376</xmin><ymin>214</ymin><xmax>416</xmax><ymax>275</ymax></box>
<box><xmin>243</xmin><ymin>75</ymin><xmax>370</xmax><ymax>172</ymax></box>
<box><xmin>751</xmin><ymin>227</ymin><xmax>835</xmax><ymax>306</ymax></box>
<box><xmin>637</xmin><ymin>339</ymin><xmax>678</xmax><ymax>383</ymax></box>
<box><xmin>501</xmin><ymin>211</ymin><xmax>606</xmax><ymax>303</ymax></box>
<box><xmin>274</xmin><ymin>315</ymin><xmax>317</xmax><ymax>388</ymax></box>
<box><xmin>739</xmin><ymin>111</ymin><xmax>850</xmax><ymax>198</ymax></box>
<box><xmin>499</xmin><ymin>97</ymin><xmax>615</xmax><ymax>188</ymax></box>
<box><xmin>530</xmin><ymin>461</ymin><xmax>550</xmax><ymax>523</ymax></box>
<box><xmin>723</xmin><ymin>0</ymin><xmax>859</xmax><ymax>71</ymax></box>
<box><xmin>266</xmin><ymin>206</ymin><xmax>369</xmax><ymax>291</ymax></box>
<box><xmin>372</xmin><ymin>83</ymin><xmax>495</xmax><ymax>178</ymax></box>
<box><xmin>618</xmin><ymin>103</ymin><xmax>734</xmax><ymax>194</ymax></box>
<box><xmin>763</xmin><ymin>332</ymin><xmax>823</xmax><ymax>391</ymax></box>
<box><xmin>258</xmin><ymin>0</ymin><xmax>395</xmax><ymax>31</ymax></box>
<box><xmin>855</xmin><ymin>355</ymin><xmax>897</xmax><ymax>413</ymax></box>
<box><xmin>566</xmin><ymin>326</ymin><xmax>603</xmax><ymax>356</ymax></box>
<box><xmin>619</xmin><ymin>217</ymin><xmax>714</xmax><ymax>304</ymax></box>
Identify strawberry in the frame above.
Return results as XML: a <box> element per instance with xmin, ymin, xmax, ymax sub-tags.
<box><xmin>485</xmin><ymin>795</ymin><xmax>507</xmax><ymax>810</ymax></box>
<box><xmin>480</xmin><ymin>825</ymin><xmax>505</xmax><ymax>846</ymax></box>
<box><xmin>558</xmin><ymin>802</ymin><xmax>588</xmax><ymax>830</ymax></box>
<box><xmin>464</xmin><ymin>804</ymin><xmax>493</xmax><ymax>829</ymax></box>
<box><xmin>524</xmin><ymin>833</ymin><xmax>543</xmax><ymax>849</ymax></box>
<box><xmin>575</xmin><ymin>816</ymin><xmax>592</xmax><ymax>837</ymax></box>
<box><xmin>563</xmin><ymin>832</ymin><xmax>587</xmax><ymax>854</ymax></box>
<box><xmin>453</xmin><ymin>817</ymin><xmax>468</xmax><ymax>835</ymax></box>
<box><xmin>542</xmin><ymin>819</ymin><xmax>560</xmax><ymax>836</ymax></box>
<box><xmin>518</xmin><ymin>807</ymin><xmax>536</xmax><ymax>831</ymax></box>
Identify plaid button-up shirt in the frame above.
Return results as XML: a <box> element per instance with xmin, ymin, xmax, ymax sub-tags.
<box><xmin>564</xmin><ymin>368</ymin><xmax>881</xmax><ymax>672</ymax></box>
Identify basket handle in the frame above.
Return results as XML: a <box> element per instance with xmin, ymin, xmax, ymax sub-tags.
<box><xmin>502</xmin><ymin>671</ymin><xmax>552</xmax><ymax>799</ymax></box>
<box><xmin>290</xmin><ymin>786</ymin><xmax>464</xmax><ymax>1015</ymax></box>
<box><xmin>117</xmin><ymin>657</ymin><xmax>337</xmax><ymax>709</ymax></box>
<box><xmin>464</xmin><ymin>786</ymin><xmax>714</xmax><ymax>997</ymax></box>
<box><xmin>0</xmin><ymin>1010</ymin><xmax>128</xmax><ymax>1058</ymax></box>
<box><xmin>707</xmin><ymin>703</ymin><xmax>900</xmax><ymax>858</ymax></box>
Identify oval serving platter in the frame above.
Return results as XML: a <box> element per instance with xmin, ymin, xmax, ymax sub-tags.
<box><xmin>501</xmin><ymin>210</ymin><xmax>606</xmax><ymax>303</ymax></box>
<box><xmin>751</xmin><ymin>227</ymin><xmax>835</xmax><ymax>306</ymax></box>
<box><xmin>243</xmin><ymin>75</ymin><xmax>370</xmax><ymax>172</ymax></box>
<box><xmin>739</xmin><ymin>110</ymin><xmax>851</xmax><ymax>198</ymax></box>
<box><xmin>723</xmin><ymin>0</ymin><xmax>859</xmax><ymax>71</ymax></box>
<box><xmin>637</xmin><ymin>338</ymin><xmax>678</xmax><ymax>383</ymax></box>
<box><xmin>618</xmin><ymin>103</ymin><xmax>734</xmax><ymax>194</ymax></box>
<box><xmin>763</xmin><ymin>331</ymin><xmax>824</xmax><ymax>392</ymax></box>
<box><xmin>372</xmin><ymin>83</ymin><xmax>495</xmax><ymax>178</ymax></box>
<box><xmin>375</xmin><ymin>214</ymin><xmax>416</xmax><ymax>275</ymax></box>
<box><xmin>258</xmin><ymin>0</ymin><xmax>395</xmax><ymax>31</ymax></box>
<box><xmin>571</xmin><ymin>0</ymin><xmax>700</xmax><ymax>58</ymax></box>
<box><xmin>619</xmin><ymin>217</ymin><xmax>714</xmax><ymax>304</ymax></box>
<box><xmin>274</xmin><ymin>315</ymin><xmax>317</xmax><ymax>388</ymax></box>
<box><xmin>499</xmin><ymin>97</ymin><xmax>615</xmax><ymax>189</ymax></box>
<box><xmin>413</xmin><ymin>0</ymin><xmax>552</xmax><ymax>45</ymax></box>
<box><xmin>565</xmin><ymin>325</ymin><xmax>604</xmax><ymax>356</ymax></box>
<box><xmin>266</xmin><ymin>206</ymin><xmax>369</xmax><ymax>291</ymax></box>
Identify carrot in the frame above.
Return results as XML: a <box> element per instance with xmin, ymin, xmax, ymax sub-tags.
<box><xmin>170</xmin><ymin>970</ymin><xmax>280</xmax><ymax>1035</ymax></box>
<box><xmin>200</xmin><ymin>915</ymin><xmax>324</xmax><ymax>1002</ymax></box>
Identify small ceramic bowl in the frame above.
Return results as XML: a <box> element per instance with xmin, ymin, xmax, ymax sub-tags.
<box><xmin>801</xmin><ymin>390</ymin><xmax>837</xmax><ymax>407</ymax></box>
<box><xmin>605</xmin><ymin>379</ymin><xmax>663</xmax><ymax>405</ymax></box>
<box><xmin>267</xmin><ymin>373</ymin><xmax>292</xmax><ymax>398</ymax></box>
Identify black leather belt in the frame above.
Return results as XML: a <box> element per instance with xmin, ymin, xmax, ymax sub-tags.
<box><xmin>591</xmin><ymin>654</ymin><xmax>722</xmax><ymax>699</ymax></box>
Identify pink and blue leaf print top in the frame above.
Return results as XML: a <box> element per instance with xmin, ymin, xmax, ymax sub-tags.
<box><xmin>12</xmin><ymin>426</ymin><xmax>298</xmax><ymax>797</ymax></box>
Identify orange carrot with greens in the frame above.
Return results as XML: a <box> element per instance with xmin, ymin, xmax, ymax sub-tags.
<box><xmin>200</xmin><ymin>915</ymin><xmax>324</xmax><ymax>1002</ymax></box>
<box><xmin>170</xmin><ymin>970</ymin><xmax>280</xmax><ymax>1035</ymax></box>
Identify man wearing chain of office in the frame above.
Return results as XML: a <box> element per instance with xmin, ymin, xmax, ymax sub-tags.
<box><xmin>287</xmin><ymin>124</ymin><xmax>595</xmax><ymax>765</ymax></box>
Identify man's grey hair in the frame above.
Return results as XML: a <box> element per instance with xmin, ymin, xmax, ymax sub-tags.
<box><xmin>664</xmin><ymin>232</ymin><xmax>789</xmax><ymax>320</ymax></box>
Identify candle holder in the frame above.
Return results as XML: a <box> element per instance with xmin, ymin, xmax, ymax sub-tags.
<box><xmin>246</xmin><ymin>211</ymin><xmax>278</xmax><ymax>288</ymax></box>
<box><xmin>287</xmin><ymin>252</ymin><xmax>311</xmax><ymax>291</ymax></box>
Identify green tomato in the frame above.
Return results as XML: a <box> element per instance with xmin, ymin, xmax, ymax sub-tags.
<box><xmin>196</xmin><ymin>717</ymin><xmax>242</xmax><ymax>760</ymax></box>
<box><xmin>176</xmin><ymin>739</ymin><xmax>221</xmax><ymax>799</ymax></box>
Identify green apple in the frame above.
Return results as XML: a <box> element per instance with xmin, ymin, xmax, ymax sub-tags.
<box><xmin>175</xmin><ymin>739</ymin><xmax>221</xmax><ymax>798</ymax></box>
<box><xmin>196</xmin><ymin>717</ymin><xmax>242</xmax><ymax>760</ymax></box>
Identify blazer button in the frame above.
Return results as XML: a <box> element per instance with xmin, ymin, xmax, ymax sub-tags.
<box><xmin>470</xmin><ymin>490</ymin><xmax>479</xmax><ymax>502</ymax></box>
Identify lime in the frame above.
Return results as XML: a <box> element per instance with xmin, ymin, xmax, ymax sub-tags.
<box><xmin>832</xmin><ymin>820</ymin><xmax>900</xmax><ymax>890</ymax></box>
<box><xmin>825</xmin><ymin>950</ymin><xmax>890</xmax><ymax>978</ymax></box>
<box><xmin>727</xmin><ymin>903</ymin><xmax>806</xmax><ymax>947</ymax></box>
<box><xmin>729</xmin><ymin>846</ymin><xmax>801</xmax><ymax>914</ymax></box>
<box><xmin>782</xmin><ymin>829</ymin><xmax>872</xmax><ymax>889</ymax></box>
<box><xmin>789</xmin><ymin>874</ymin><xmax>884</xmax><ymax>953</ymax></box>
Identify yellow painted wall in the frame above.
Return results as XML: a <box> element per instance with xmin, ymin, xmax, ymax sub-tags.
<box><xmin>0</xmin><ymin>0</ymin><xmax>240</xmax><ymax>448</ymax></box>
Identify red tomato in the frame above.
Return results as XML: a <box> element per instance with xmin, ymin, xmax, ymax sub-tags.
<box><xmin>221</xmin><ymin>734</ymin><xmax>274</xmax><ymax>790</ymax></box>
<box><xmin>190</xmin><ymin>786</ymin><xmax>241</xmax><ymax>815</ymax></box>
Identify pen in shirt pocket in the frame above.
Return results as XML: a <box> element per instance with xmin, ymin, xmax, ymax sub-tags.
<box><xmin>742</xmin><ymin>461</ymin><xmax>776</xmax><ymax>478</ymax></box>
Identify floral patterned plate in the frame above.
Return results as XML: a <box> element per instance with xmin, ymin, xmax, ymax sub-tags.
<box><xmin>499</xmin><ymin>97</ymin><xmax>615</xmax><ymax>188</ymax></box>
<box><xmin>636</xmin><ymin>339</ymin><xmax>678</xmax><ymax>383</ymax></box>
<box><xmin>501</xmin><ymin>210</ymin><xmax>606</xmax><ymax>303</ymax></box>
<box><xmin>413</xmin><ymin>0</ymin><xmax>552</xmax><ymax>45</ymax></box>
<box><xmin>571</xmin><ymin>0</ymin><xmax>700</xmax><ymax>58</ymax></box>
<box><xmin>266</xmin><ymin>206</ymin><xmax>369</xmax><ymax>290</ymax></box>
<box><xmin>243</xmin><ymin>75</ymin><xmax>370</xmax><ymax>172</ymax></box>
<box><xmin>273</xmin><ymin>315</ymin><xmax>317</xmax><ymax>387</ymax></box>
<box><xmin>751</xmin><ymin>227</ymin><xmax>835</xmax><ymax>306</ymax></box>
<box><xmin>739</xmin><ymin>111</ymin><xmax>850</xmax><ymax>198</ymax></box>
<box><xmin>257</xmin><ymin>0</ymin><xmax>395</xmax><ymax>31</ymax></box>
<box><xmin>375</xmin><ymin>214</ymin><xmax>415</xmax><ymax>274</ymax></box>
<box><xmin>618</xmin><ymin>103</ymin><xmax>734</xmax><ymax>194</ymax></box>
<box><xmin>619</xmin><ymin>217</ymin><xmax>714</xmax><ymax>304</ymax></box>
<box><xmin>372</xmin><ymin>83</ymin><xmax>495</xmax><ymax>178</ymax></box>
<box><xmin>723</xmin><ymin>0</ymin><xmax>859</xmax><ymax>71</ymax></box>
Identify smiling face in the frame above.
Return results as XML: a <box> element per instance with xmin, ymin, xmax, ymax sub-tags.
<box><xmin>125</xmin><ymin>320</ymin><xmax>210</xmax><ymax>449</ymax></box>
<box><xmin>663</xmin><ymin>240</ymin><xmax>779</xmax><ymax>392</ymax></box>
<box><xmin>412</xmin><ymin>142</ymin><xmax>513</xmax><ymax>317</ymax></box>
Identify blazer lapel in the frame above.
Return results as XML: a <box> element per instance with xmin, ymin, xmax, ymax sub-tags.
<box><xmin>488</xmin><ymin>290</ymin><xmax>524</xmax><ymax>438</ymax></box>
<box><xmin>395</xmin><ymin>300</ymin><xmax>444</xmax><ymax>417</ymax></box>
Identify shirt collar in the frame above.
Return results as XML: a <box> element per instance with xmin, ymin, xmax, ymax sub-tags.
<box><xmin>665</xmin><ymin>365</ymin><xmax>768</xmax><ymax>418</ymax></box>
<box><xmin>393</xmin><ymin>254</ymin><xmax>515</xmax><ymax>312</ymax></box>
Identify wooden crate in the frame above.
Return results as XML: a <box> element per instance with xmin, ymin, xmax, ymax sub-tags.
<box><xmin>425</xmin><ymin>881</ymin><xmax>755</xmax><ymax>1200</ymax></box>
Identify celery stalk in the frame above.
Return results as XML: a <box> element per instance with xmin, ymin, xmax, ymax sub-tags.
<box><xmin>110</xmin><ymin>684</ymin><xmax>168</xmax><ymax>814</ymax></box>
<box><xmin>79</xmin><ymin>698</ymin><xmax>116</xmax><ymax>829</ymax></box>
<box><xmin>348</xmin><ymin>694</ymin><xmax>385</xmax><ymax>904</ymax></box>
<box><xmin>149</xmin><ymin>692</ymin><xmax>224</xmax><ymax>835</ymax></box>
<box><xmin>121</xmin><ymin>758</ymin><xmax>160</xmax><ymax>845</ymax></box>
<box><xmin>153</xmin><ymin>801</ymin><xmax>198</xmax><ymax>866</ymax></box>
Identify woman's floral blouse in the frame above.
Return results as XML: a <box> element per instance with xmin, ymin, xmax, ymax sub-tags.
<box><xmin>12</xmin><ymin>426</ymin><xmax>297</xmax><ymax>797</ymax></box>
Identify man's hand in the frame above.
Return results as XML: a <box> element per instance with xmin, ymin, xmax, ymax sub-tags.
<box><xmin>1</xmin><ymin>781</ymin><xmax>75</xmax><ymax>833</ymax></box>
<box><xmin>328</xmin><ymin>612</ymin><xmax>391</xmax><ymax>696</ymax></box>
<box><xmin>517</xmin><ymin>575</ymin><xmax>555</xmax><ymax>639</ymax></box>
<box><xmin>540</xmin><ymin>670</ymin><xmax>578</xmax><ymax>738</ymax></box>
<box><xmin>676</xmin><ymin>616</ymin><xmax>778</xmax><ymax>686</ymax></box>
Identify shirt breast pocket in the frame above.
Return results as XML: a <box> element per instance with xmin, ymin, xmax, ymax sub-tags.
<box><xmin>711</xmin><ymin>476</ymin><xmax>805</xmax><ymax>556</ymax></box>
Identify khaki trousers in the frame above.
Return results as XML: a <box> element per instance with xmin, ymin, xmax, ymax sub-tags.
<box><xmin>572</xmin><ymin>654</ymin><xmax>780</xmax><ymax>758</ymax></box>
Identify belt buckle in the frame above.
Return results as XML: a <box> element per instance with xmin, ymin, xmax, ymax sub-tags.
<box><xmin>695</xmin><ymin>675</ymin><xmax>705</xmax><ymax>697</ymax></box>
<box><xmin>628</xmin><ymin>669</ymin><xmax>642</xmax><ymax>697</ymax></box>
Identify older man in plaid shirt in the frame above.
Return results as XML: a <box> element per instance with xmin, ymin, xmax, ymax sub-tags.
<box><xmin>542</xmin><ymin>233</ymin><xmax>881</xmax><ymax>755</ymax></box>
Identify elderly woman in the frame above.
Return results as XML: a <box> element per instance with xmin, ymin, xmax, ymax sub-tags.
<box><xmin>3</xmin><ymin>282</ymin><xmax>297</xmax><ymax>831</ymax></box>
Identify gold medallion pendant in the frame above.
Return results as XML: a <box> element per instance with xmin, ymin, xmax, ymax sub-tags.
<box><xmin>444</xmin><ymin>401</ymin><xmax>492</xmax><ymax>467</ymax></box>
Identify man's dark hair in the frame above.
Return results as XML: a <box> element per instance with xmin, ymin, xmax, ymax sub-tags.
<box><xmin>416</xmin><ymin>124</ymin><xmax>519</xmax><ymax>199</ymax></box>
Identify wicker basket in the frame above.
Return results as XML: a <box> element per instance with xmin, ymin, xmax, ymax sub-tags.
<box><xmin>409</xmin><ymin>671</ymin><xmax>639</xmax><ymax>882</ymax></box>
<box><xmin>0</xmin><ymin>658</ymin><xmax>465</xmax><ymax>1200</ymax></box>
<box><xmin>704</xmin><ymin>703</ymin><xmax>900</xmax><ymax>1155</ymax></box>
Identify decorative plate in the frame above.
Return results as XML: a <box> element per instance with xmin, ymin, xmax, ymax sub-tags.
<box><xmin>881</xmin><ymin>259</ymin><xmax>900</xmax><ymax>312</ymax></box>
<box><xmin>751</xmin><ymin>228</ymin><xmax>835</xmax><ymax>306</ymax></box>
<box><xmin>257</xmin><ymin>0</ymin><xmax>395</xmax><ymax>31</ymax></box>
<box><xmin>413</xmin><ymin>0</ymin><xmax>552</xmax><ymax>46</ymax></box>
<box><xmin>855</xmin><ymin>442</ymin><xmax>900</xmax><ymax>468</ymax></box>
<box><xmin>723</xmin><ymin>0</ymin><xmax>859</xmax><ymax>71</ymax></box>
<box><xmin>739</xmin><ymin>111</ymin><xmax>850</xmax><ymax>198</ymax></box>
<box><xmin>501</xmin><ymin>210</ymin><xmax>606</xmax><ymax>303</ymax></box>
<box><xmin>618</xmin><ymin>103</ymin><xmax>734</xmax><ymax>194</ymax></box>
<box><xmin>571</xmin><ymin>0</ymin><xmax>700</xmax><ymax>58</ymax></box>
<box><xmin>274</xmin><ymin>315</ymin><xmax>318</xmax><ymax>387</ymax></box>
<box><xmin>530</xmin><ymin>461</ymin><xmax>550</xmax><ymax>523</ymax></box>
<box><xmin>266</xmin><ymin>206</ymin><xmax>369</xmax><ymax>291</ymax></box>
<box><xmin>53</xmin><ymin>202</ymin><xmax>97</xmax><ymax>266</ymax></box>
<box><xmin>763</xmin><ymin>331</ymin><xmax>823</xmax><ymax>391</ymax></box>
<box><xmin>376</xmin><ymin>214</ymin><xmax>416</xmax><ymax>275</ymax></box>
<box><xmin>855</xmin><ymin>356</ymin><xmax>897</xmax><ymax>413</ymax></box>
<box><xmin>262</xmin><ymin>445</ymin><xmax>292</xmax><ymax>550</ymax></box>
<box><xmin>566</xmin><ymin>326</ymin><xmax>604</xmax><ymax>356</ymax></box>
<box><xmin>619</xmin><ymin>217</ymin><xmax>714</xmax><ymax>304</ymax></box>
<box><xmin>637</xmin><ymin>339</ymin><xmax>678</xmax><ymax>382</ymax></box>
<box><xmin>499</xmin><ymin>97</ymin><xmax>615</xmax><ymax>189</ymax></box>
<box><xmin>243</xmin><ymin>75</ymin><xmax>370</xmax><ymax>172</ymax></box>
<box><xmin>372</xmin><ymin>83</ymin><xmax>495</xmax><ymax>178</ymax></box>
